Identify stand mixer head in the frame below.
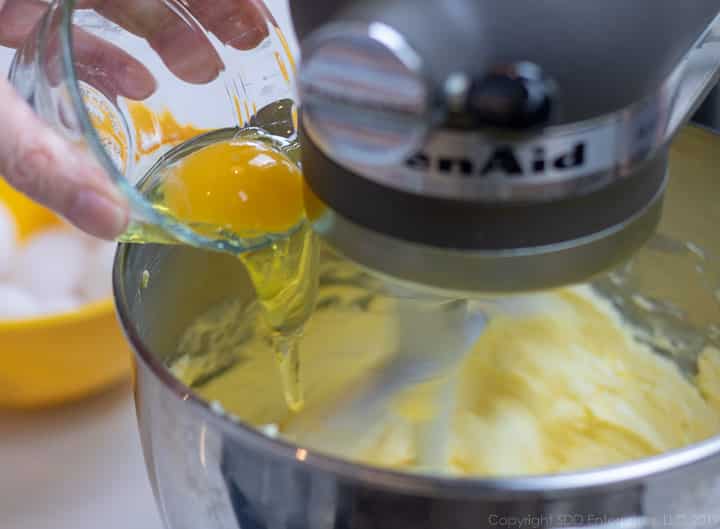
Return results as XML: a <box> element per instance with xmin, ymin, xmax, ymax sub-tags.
<box><xmin>290</xmin><ymin>0</ymin><xmax>720</xmax><ymax>295</ymax></box>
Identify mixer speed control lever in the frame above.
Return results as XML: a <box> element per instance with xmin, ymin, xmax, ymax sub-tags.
<box><xmin>451</xmin><ymin>62</ymin><xmax>557</xmax><ymax>131</ymax></box>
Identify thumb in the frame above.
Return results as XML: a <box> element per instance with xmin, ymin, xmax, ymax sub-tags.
<box><xmin>0</xmin><ymin>78</ymin><xmax>129</xmax><ymax>240</ymax></box>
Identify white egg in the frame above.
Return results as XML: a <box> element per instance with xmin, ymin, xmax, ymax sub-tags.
<box><xmin>0</xmin><ymin>283</ymin><xmax>40</xmax><ymax>320</ymax></box>
<box><xmin>11</xmin><ymin>228</ymin><xmax>89</xmax><ymax>299</ymax></box>
<box><xmin>78</xmin><ymin>240</ymin><xmax>116</xmax><ymax>302</ymax></box>
<box><xmin>40</xmin><ymin>295</ymin><xmax>82</xmax><ymax>316</ymax></box>
<box><xmin>0</xmin><ymin>203</ymin><xmax>18</xmax><ymax>279</ymax></box>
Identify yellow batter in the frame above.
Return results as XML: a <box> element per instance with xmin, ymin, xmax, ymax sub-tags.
<box><xmin>448</xmin><ymin>287</ymin><xmax>720</xmax><ymax>475</ymax></box>
<box><xmin>172</xmin><ymin>265</ymin><xmax>720</xmax><ymax>477</ymax></box>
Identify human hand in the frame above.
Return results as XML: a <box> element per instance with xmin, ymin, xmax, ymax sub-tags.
<box><xmin>0</xmin><ymin>0</ymin><xmax>275</xmax><ymax>239</ymax></box>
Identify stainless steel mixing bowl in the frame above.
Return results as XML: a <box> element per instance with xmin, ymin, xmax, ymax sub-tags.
<box><xmin>114</xmin><ymin>125</ymin><xmax>720</xmax><ymax>529</ymax></box>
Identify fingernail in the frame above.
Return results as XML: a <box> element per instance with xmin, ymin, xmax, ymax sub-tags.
<box><xmin>121</xmin><ymin>62</ymin><xmax>158</xmax><ymax>99</ymax></box>
<box><xmin>227</xmin><ymin>25</ymin><xmax>267</xmax><ymax>50</ymax></box>
<box><xmin>160</xmin><ymin>36</ymin><xmax>223</xmax><ymax>84</ymax></box>
<box><xmin>67</xmin><ymin>190</ymin><xmax>129</xmax><ymax>240</ymax></box>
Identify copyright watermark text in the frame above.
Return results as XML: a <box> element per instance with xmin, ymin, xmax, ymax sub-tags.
<box><xmin>487</xmin><ymin>513</ymin><xmax>720</xmax><ymax>527</ymax></box>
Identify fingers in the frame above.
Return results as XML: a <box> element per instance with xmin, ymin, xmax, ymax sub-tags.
<box><xmin>72</xmin><ymin>28</ymin><xmax>157</xmax><ymax>100</ymax></box>
<box><xmin>186</xmin><ymin>0</ymin><xmax>270</xmax><ymax>50</ymax></box>
<box><xmin>92</xmin><ymin>0</ymin><xmax>271</xmax><ymax>82</ymax></box>
<box><xmin>0</xmin><ymin>0</ymin><xmax>45</xmax><ymax>48</ymax></box>
<box><xmin>0</xmin><ymin>79</ymin><xmax>129</xmax><ymax>240</ymax></box>
<box><xmin>5</xmin><ymin>0</ymin><xmax>274</xmax><ymax>87</ymax></box>
<box><xmin>90</xmin><ymin>0</ymin><xmax>224</xmax><ymax>84</ymax></box>
<box><xmin>0</xmin><ymin>0</ymin><xmax>156</xmax><ymax>101</ymax></box>
<box><xmin>42</xmin><ymin>28</ymin><xmax>157</xmax><ymax>101</ymax></box>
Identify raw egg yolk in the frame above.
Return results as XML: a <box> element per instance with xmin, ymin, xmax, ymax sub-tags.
<box><xmin>162</xmin><ymin>140</ymin><xmax>305</xmax><ymax>235</ymax></box>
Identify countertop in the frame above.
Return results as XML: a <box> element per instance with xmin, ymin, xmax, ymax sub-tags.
<box><xmin>0</xmin><ymin>382</ymin><xmax>164</xmax><ymax>529</ymax></box>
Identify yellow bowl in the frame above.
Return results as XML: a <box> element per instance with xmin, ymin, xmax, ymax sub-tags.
<box><xmin>0</xmin><ymin>179</ymin><xmax>132</xmax><ymax>409</ymax></box>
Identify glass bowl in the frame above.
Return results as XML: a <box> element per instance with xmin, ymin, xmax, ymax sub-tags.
<box><xmin>9</xmin><ymin>0</ymin><xmax>298</xmax><ymax>251</ymax></box>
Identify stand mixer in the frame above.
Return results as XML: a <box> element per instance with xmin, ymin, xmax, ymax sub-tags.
<box><xmin>115</xmin><ymin>2</ymin><xmax>720</xmax><ymax>527</ymax></box>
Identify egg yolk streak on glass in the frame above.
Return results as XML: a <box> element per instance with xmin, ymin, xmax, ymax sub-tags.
<box><xmin>88</xmin><ymin>98</ymin><xmax>209</xmax><ymax>169</ymax></box>
<box><xmin>274</xmin><ymin>51</ymin><xmax>291</xmax><ymax>85</ymax></box>
<box><xmin>274</xmin><ymin>27</ymin><xmax>297</xmax><ymax>75</ymax></box>
<box><xmin>126</xmin><ymin>101</ymin><xmax>210</xmax><ymax>159</ymax></box>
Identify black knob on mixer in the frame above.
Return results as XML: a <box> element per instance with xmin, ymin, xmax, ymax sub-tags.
<box><xmin>465</xmin><ymin>62</ymin><xmax>556</xmax><ymax>130</ymax></box>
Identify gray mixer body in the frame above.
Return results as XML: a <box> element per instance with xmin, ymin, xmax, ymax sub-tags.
<box><xmin>291</xmin><ymin>0</ymin><xmax>720</xmax><ymax>295</ymax></box>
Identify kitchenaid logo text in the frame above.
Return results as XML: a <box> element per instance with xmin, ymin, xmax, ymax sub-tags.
<box><xmin>405</xmin><ymin>141</ymin><xmax>587</xmax><ymax>179</ymax></box>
